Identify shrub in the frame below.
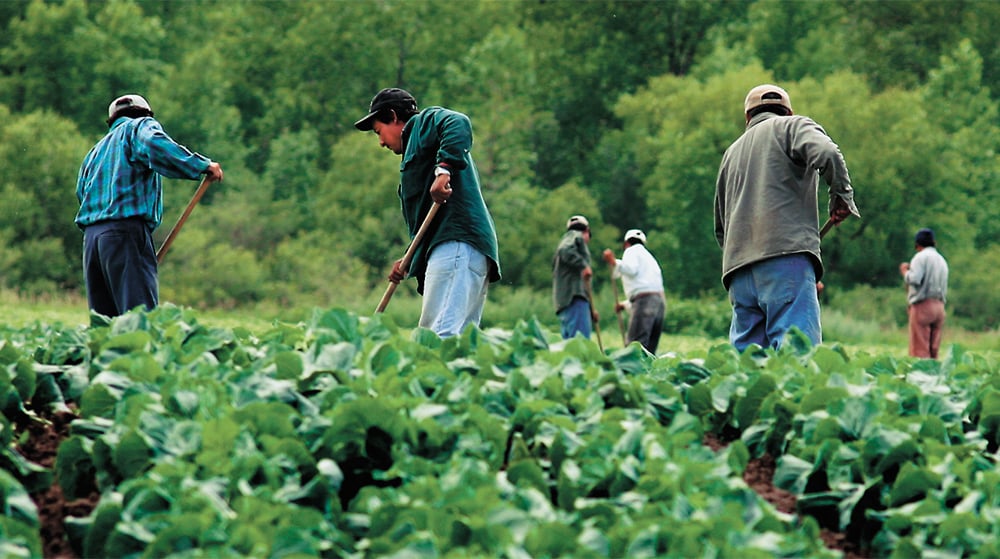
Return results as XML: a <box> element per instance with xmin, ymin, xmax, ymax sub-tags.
<box><xmin>662</xmin><ymin>295</ymin><xmax>730</xmax><ymax>338</ymax></box>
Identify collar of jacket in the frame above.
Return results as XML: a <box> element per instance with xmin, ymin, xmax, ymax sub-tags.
<box><xmin>400</xmin><ymin>116</ymin><xmax>418</xmax><ymax>151</ymax></box>
<box><xmin>746</xmin><ymin>111</ymin><xmax>783</xmax><ymax>129</ymax></box>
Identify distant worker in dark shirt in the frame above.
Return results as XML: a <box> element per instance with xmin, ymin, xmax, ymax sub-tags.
<box><xmin>553</xmin><ymin>215</ymin><xmax>598</xmax><ymax>340</ymax></box>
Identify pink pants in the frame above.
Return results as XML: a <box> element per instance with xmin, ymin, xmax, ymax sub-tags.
<box><xmin>908</xmin><ymin>298</ymin><xmax>945</xmax><ymax>359</ymax></box>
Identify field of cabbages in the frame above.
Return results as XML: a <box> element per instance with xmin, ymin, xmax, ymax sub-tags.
<box><xmin>3</xmin><ymin>305</ymin><xmax>998</xmax><ymax>558</ymax></box>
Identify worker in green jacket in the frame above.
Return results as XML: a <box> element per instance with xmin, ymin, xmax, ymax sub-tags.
<box><xmin>356</xmin><ymin>88</ymin><xmax>501</xmax><ymax>338</ymax></box>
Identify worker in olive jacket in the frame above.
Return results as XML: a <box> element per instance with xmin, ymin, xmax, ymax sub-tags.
<box><xmin>715</xmin><ymin>84</ymin><xmax>860</xmax><ymax>351</ymax></box>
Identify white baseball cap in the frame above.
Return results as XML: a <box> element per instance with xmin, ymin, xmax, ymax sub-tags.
<box><xmin>624</xmin><ymin>229</ymin><xmax>646</xmax><ymax>244</ymax></box>
<box><xmin>108</xmin><ymin>94</ymin><xmax>152</xmax><ymax>119</ymax></box>
<box><xmin>566</xmin><ymin>215</ymin><xmax>589</xmax><ymax>230</ymax></box>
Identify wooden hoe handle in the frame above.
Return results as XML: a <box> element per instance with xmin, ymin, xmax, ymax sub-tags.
<box><xmin>157</xmin><ymin>176</ymin><xmax>212</xmax><ymax>264</ymax></box>
<box><xmin>375</xmin><ymin>202</ymin><xmax>442</xmax><ymax>313</ymax></box>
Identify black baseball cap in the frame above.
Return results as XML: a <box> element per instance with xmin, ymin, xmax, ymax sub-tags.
<box><xmin>354</xmin><ymin>88</ymin><xmax>418</xmax><ymax>131</ymax></box>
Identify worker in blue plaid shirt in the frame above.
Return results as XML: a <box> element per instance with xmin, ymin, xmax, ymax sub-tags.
<box><xmin>75</xmin><ymin>94</ymin><xmax>223</xmax><ymax>319</ymax></box>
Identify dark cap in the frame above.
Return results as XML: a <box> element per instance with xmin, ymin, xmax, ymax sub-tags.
<box><xmin>354</xmin><ymin>88</ymin><xmax>418</xmax><ymax>131</ymax></box>
<box><xmin>915</xmin><ymin>228</ymin><xmax>935</xmax><ymax>247</ymax></box>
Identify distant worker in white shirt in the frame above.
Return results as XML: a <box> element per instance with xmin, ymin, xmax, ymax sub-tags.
<box><xmin>602</xmin><ymin>229</ymin><xmax>666</xmax><ymax>354</ymax></box>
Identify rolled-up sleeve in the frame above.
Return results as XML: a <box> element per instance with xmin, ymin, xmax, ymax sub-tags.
<box><xmin>133</xmin><ymin>119</ymin><xmax>211</xmax><ymax>180</ymax></box>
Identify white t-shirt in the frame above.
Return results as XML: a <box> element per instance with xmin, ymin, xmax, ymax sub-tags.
<box><xmin>613</xmin><ymin>244</ymin><xmax>664</xmax><ymax>300</ymax></box>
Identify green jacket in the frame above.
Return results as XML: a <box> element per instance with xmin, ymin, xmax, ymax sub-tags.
<box><xmin>399</xmin><ymin>107</ymin><xmax>501</xmax><ymax>291</ymax></box>
<box><xmin>552</xmin><ymin>230</ymin><xmax>590</xmax><ymax>312</ymax></box>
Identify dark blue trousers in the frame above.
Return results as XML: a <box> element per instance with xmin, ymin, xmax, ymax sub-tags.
<box><xmin>82</xmin><ymin>218</ymin><xmax>158</xmax><ymax>318</ymax></box>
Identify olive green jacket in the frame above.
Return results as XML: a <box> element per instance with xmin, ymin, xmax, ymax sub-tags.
<box><xmin>552</xmin><ymin>230</ymin><xmax>591</xmax><ymax>313</ymax></box>
<box><xmin>714</xmin><ymin>112</ymin><xmax>861</xmax><ymax>288</ymax></box>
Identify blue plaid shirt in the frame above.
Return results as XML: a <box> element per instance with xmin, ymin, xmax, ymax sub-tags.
<box><xmin>75</xmin><ymin>116</ymin><xmax>211</xmax><ymax>230</ymax></box>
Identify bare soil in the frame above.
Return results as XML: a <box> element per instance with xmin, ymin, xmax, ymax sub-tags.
<box><xmin>14</xmin><ymin>408</ymin><xmax>97</xmax><ymax>559</ymax></box>
<box><xmin>704</xmin><ymin>432</ymin><xmax>869</xmax><ymax>558</ymax></box>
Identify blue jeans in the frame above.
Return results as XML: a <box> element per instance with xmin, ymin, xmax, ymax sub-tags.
<box><xmin>727</xmin><ymin>254</ymin><xmax>820</xmax><ymax>351</ymax></box>
<box><xmin>82</xmin><ymin>218</ymin><xmax>158</xmax><ymax>318</ymax></box>
<box><xmin>419</xmin><ymin>241</ymin><xmax>489</xmax><ymax>338</ymax></box>
<box><xmin>558</xmin><ymin>297</ymin><xmax>592</xmax><ymax>340</ymax></box>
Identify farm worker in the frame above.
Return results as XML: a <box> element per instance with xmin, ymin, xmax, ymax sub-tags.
<box><xmin>714</xmin><ymin>84</ymin><xmax>860</xmax><ymax>351</ymax></box>
<box><xmin>553</xmin><ymin>215</ymin><xmax>599</xmax><ymax>340</ymax></box>
<box><xmin>355</xmin><ymin>88</ymin><xmax>501</xmax><ymax>338</ymax></box>
<box><xmin>75</xmin><ymin>94</ymin><xmax>224</xmax><ymax>319</ymax></box>
<box><xmin>899</xmin><ymin>228</ymin><xmax>949</xmax><ymax>359</ymax></box>
<box><xmin>602</xmin><ymin>229</ymin><xmax>665</xmax><ymax>354</ymax></box>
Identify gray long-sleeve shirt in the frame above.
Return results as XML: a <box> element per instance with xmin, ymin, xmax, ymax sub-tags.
<box><xmin>905</xmin><ymin>247</ymin><xmax>949</xmax><ymax>305</ymax></box>
<box><xmin>714</xmin><ymin>112</ymin><xmax>860</xmax><ymax>288</ymax></box>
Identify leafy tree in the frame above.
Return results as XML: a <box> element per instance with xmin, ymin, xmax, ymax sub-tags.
<box><xmin>490</xmin><ymin>181</ymin><xmax>614</xmax><ymax>292</ymax></box>
<box><xmin>607</xmin><ymin>68</ymin><xmax>750</xmax><ymax>297</ymax></box>
<box><xmin>311</xmin><ymin>132</ymin><xmax>411</xmax><ymax>290</ymax></box>
<box><xmin>0</xmin><ymin>109</ymin><xmax>90</xmax><ymax>292</ymax></box>
<box><xmin>0</xmin><ymin>0</ymin><xmax>29</xmax><ymax>47</ymax></box>
<box><xmin>743</xmin><ymin>0</ymin><xmax>856</xmax><ymax>82</ymax></box>
<box><xmin>0</xmin><ymin>0</ymin><xmax>166</xmax><ymax>134</ymax></box>
<box><xmin>158</xmin><ymin>227</ymin><xmax>264</xmax><ymax>309</ymax></box>
<box><xmin>145</xmin><ymin>45</ymin><xmax>249</xmax><ymax>186</ymax></box>
<box><xmin>920</xmin><ymin>40</ymin><xmax>1000</xmax><ymax>249</ymax></box>
<box><xmin>521</xmin><ymin>0</ymin><xmax>747</xmax><ymax>189</ymax></box>
<box><xmin>841</xmin><ymin>0</ymin><xmax>981</xmax><ymax>92</ymax></box>
<box><xmin>436</xmin><ymin>26</ymin><xmax>547</xmax><ymax>192</ymax></box>
<box><xmin>265</xmin><ymin>230</ymin><xmax>373</xmax><ymax>314</ymax></box>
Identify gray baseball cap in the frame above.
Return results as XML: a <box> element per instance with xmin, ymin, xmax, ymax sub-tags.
<box><xmin>108</xmin><ymin>94</ymin><xmax>152</xmax><ymax>119</ymax></box>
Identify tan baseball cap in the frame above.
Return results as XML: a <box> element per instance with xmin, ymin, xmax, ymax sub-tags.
<box><xmin>744</xmin><ymin>84</ymin><xmax>792</xmax><ymax>114</ymax></box>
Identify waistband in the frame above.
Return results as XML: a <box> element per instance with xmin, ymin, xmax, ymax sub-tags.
<box><xmin>82</xmin><ymin>216</ymin><xmax>152</xmax><ymax>233</ymax></box>
<box><xmin>630</xmin><ymin>291</ymin><xmax>664</xmax><ymax>302</ymax></box>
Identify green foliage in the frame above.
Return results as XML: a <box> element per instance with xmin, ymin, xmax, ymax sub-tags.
<box><xmin>0</xmin><ymin>109</ymin><xmax>89</xmax><ymax>292</ymax></box>
<box><xmin>0</xmin><ymin>0</ymin><xmax>997</xmax><ymax>330</ymax></box>
<box><xmin>0</xmin><ymin>0</ymin><xmax>165</xmax><ymax>132</ymax></box>
<box><xmin>158</xmin><ymin>228</ymin><xmax>264</xmax><ymax>308</ymax></box>
<box><xmin>661</xmin><ymin>296</ymin><xmax>730</xmax><ymax>338</ymax></box>
<box><xmin>1</xmin><ymin>305</ymin><xmax>999</xmax><ymax>556</ymax></box>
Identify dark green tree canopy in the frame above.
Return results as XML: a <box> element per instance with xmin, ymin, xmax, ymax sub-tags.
<box><xmin>0</xmin><ymin>0</ymin><xmax>996</xmax><ymax>329</ymax></box>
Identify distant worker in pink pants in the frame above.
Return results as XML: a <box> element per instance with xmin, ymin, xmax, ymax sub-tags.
<box><xmin>899</xmin><ymin>228</ymin><xmax>949</xmax><ymax>359</ymax></box>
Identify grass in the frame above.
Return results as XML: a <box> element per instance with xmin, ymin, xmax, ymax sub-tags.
<box><xmin>0</xmin><ymin>290</ymin><xmax>277</xmax><ymax>333</ymax></box>
<box><xmin>1</xmin><ymin>289</ymin><xmax>993</xmax><ymax>361</ymax></box>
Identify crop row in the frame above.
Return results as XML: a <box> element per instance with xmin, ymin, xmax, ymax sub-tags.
<box><xmin>1</xmin><ymin>305</ymin><xmax>998</xmax><ymax>557</ymax></box>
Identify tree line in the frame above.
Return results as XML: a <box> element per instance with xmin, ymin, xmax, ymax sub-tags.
<box><xmin>0</xmin><ymin>0</ymin><xmax>997</xmax><ymax>329</ymax></box>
